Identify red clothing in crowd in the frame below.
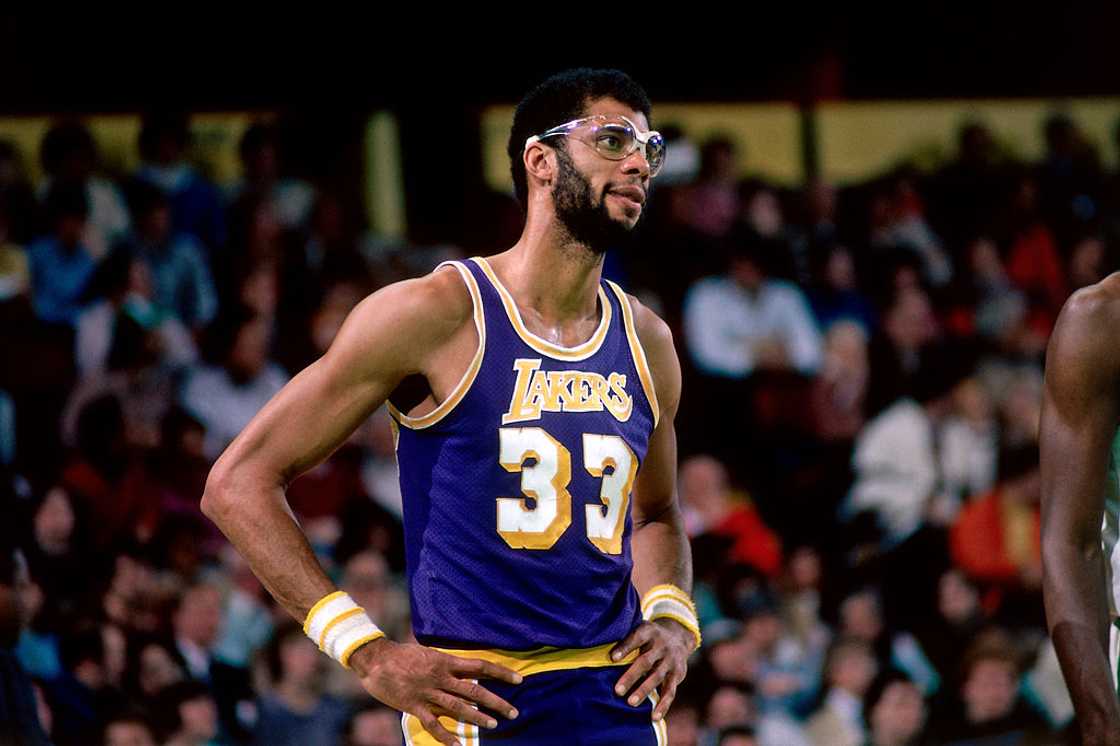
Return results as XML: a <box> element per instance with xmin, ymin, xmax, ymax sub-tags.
<box><xmin>714</xmin><ymin>502</ymin><xmax>783</xmax><ymax>576</ymax></box>
<box><xmin>950</xmin><ymin>488</ymin><xmax>1040</xmax><ymax>584</ymax></box>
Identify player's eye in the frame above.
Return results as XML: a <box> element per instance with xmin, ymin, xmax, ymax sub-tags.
<box><xmin>595</xmin><ymin>128</ymin><xmax>631</xmax><ymax>156</ymax></box>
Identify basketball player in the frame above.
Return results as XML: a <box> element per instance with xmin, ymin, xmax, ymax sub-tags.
<box><xmin>1041</xmin><ymin>275</ymin><xmax>1120</xmax><ymax>745</ymax></box>
<box><xmin>201</xmin><ymin>69</ymin><xmax>697</xmax><ymax>745</ymax></box>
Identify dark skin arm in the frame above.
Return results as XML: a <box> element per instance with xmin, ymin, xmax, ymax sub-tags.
<box><xmin>201</xmin><ymin>269</ymin><xmax>521</xmax><ymax>746</ymax></box>
<box><xmin>1041</xmin><ymin>275</ymin><xmax>1120</xmax><ymax>746</ymax></box>
<box><xmin>609</xmin><ymin>298</ymin><xmax>695</xmax><ymax>722</ymax></box>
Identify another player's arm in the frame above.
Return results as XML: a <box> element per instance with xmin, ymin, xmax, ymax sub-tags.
<box><xmin>1041</xmin><ymin>280</ymin><xmax>1120</xmax><ymax>746</ymax></box>
<box><xmin>201</xmin><ymin>270</ymin><xmax>520</xmax><ymax>746</ymax></box>
<box><xmin>610</xmin><ymin>298</ymin><xmax>694</xmax><ymax>721</ymax></box>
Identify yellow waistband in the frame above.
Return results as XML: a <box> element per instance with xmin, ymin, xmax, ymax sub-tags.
<box><xmin>432</xmin><ymin>641</ymin><xmax>639</xmax><ymax>677</ymax></box>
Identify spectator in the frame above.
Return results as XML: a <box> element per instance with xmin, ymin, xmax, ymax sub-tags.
<box><xmin>28</xmin><ymin>182</ymin><xmax>97</xmax><ymax>326</ymax></box>
<box><xmin>75</xmin><ymin>246</ymin><xmax>198</xmax><ymax>376</ymax></box>
<box><xmin>810</xmin><ymin>320</ymin><xmax>869</xmax><ymax>442</ymax></box>
<box><xmin>0</xmin><ymin>536</ymin><xmax>51</xmax><ymax>745</ymax></box>
<box><xmin>39</xmin><ymin>120</ymin><xmax>131</xmax><ymax>259</ymax></box>
<box><xmin>132</xmin><ymin>112</ymin><xmax>225</xmax><ymax>251</ymax></box>
<box><xmin>804</xmin><ymin>636</ymin><xmax>878</xmax><ymax>746</ymax></box>
<box><xmin>929</xmin><ymin>631</ymin><xmax>1050</xmax><ymax>744</ymax></box>
<box><xmin>180</xmin><ymin>306</ymin><xmax>290</xmax><ymax>459</ymax></box>
<box><xmin>684</xmin><ymin>238</ymin><xmax>822</xmax><ymax>378</ymax></box>
<box><xmin>231</xmin><ymin>122</ymin><xmax>316</xmax><ymax>232</ymax></box>
<box><xmin>173</xmin><ymin>582</ymin><xmax>223</xmax><ymax>683</ymax></box>
<box><xmin>103</xmin><ymin>711</ymin><xmax>158</xmax><ymax>746</ymax></box>
<box><xmin>844</xmin><ymin>350</ymin><xmax>971</xmax><ymax>548</ymax></box>
<box><xmin>938</xmin><ymin>374</ymin><xmax>998</xmax><ymax>510</ymax></box>
<box><xmin>950</xmin><ymin>443</ymin><xmax>1042</xmax><ymax>622</ymax></box>
<box><xmin>152</xmin><ymin>680</ymin><xmax>220</xmax><ymax>746</ymax></box>
<box><xmin>345</xmin><ymin>704</ymin><xmax>403</xmax><ymax>746</ymax></box>
<box><xmin>807</xmin><ymin>244</ymin><xmax>876</xmax><ymax>336</ymax></box>
<box><xmin>862</xmin><ymin>669</ymin><xmax>928</xmax><ymax>746</ymax></box>
<box><xmin>122</xmin><ymin>182</ymin><xmax>218</xmax><ymax>329</ymax></box>
<box><xmin>679</xmin><ymin>455</ymin><xmax>782</xmax><ymax>576</ymax></box>
<box><xmin>254</xmin><ymin>622</ymin><xmax>349</xmax><ymax>746</ymax></box>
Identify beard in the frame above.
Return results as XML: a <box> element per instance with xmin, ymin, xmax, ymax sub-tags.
<box><xmin>552</xmin><ymin>149</ymin><xmax>640</xmax><ymax>255</ymax></box>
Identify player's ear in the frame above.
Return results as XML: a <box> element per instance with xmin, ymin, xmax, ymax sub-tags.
<box><xmin>523</xmin><ymin>142</ymin><xmax>555</xmax><ymax>191</ymax></box>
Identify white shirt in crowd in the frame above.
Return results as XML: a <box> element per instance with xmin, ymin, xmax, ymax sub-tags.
<box><xmin>180</xmin><ymin>363</ymin><xmax>290</xmax><ymax>459</ymax></box>
<box><xmin>683</xmin><ymin>276</ymin><xmax>823</xmax><ymax>378</ymax></box>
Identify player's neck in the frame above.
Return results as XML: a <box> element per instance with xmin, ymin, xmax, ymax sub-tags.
<box><xmin>499</xmin><ymin>216</ymin><xmax>605</xmax><ymax>325</ymax></box>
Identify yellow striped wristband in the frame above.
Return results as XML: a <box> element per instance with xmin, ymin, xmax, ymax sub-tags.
<box><xmin>303</xmin><ymin>590</ymin><xmax>385</xmax><ymax>669</ymax></box>
<box><xmin>641</xmin><ymin>584</ymin><xmax>702</xmax><ymax>651</ymax></box>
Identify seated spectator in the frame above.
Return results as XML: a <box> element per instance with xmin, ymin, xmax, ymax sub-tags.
<box><xmin>28</xmin><ymin>182</ymin><xmax>97</xmax><ymax>326</ymax></box>
<box><xmin>38</xmin><ymin>120</ymin><xmax>131</xmax><ymax>259</ymax></box>
<box><xmin>60</xmin><ymin>394</ymin><xmax>157</xmax><ymax>549</ymax></box>
<box><xmin>152</xmin><ymin>680</ymin><xmax>220</xmax><ymax>746</ymax></box>
<box><xmin>75</xmin><ymin>246</ymin><xmax>197</xmax><ymax>377</ymax></box>
<box><xmin>122</xmin><ymin>635</ymin><xmax>185</xmax><ymax>704</ymax></box>
<box><xmin>121</xmin><ymin>183</ymin><xmax>218</xmax><ymax>329</ymax></box>
<box><xmin>864</xmin><ymin>286</ymin><xmax>940</xmax><ymax>416</ymax></box>
<box><xmin>230</xmin><ymin>122</ymin><xmax>316</xmax><ymax>232</ymax></box>
<box><xmin>838</xmin><ymin>588</ymin><xmax>938</xmax><ymax>695</ymax></box>
<box><xmin>0</xmin><ymin>536</ymin><xmax>52</xmax><ymax>746</ymax></box>
<box><xmin>102</xmin><ymin>711</ymin><xmax>157</xmax><ymax>746</ymax></box>
<box><xmin>805</xmin><ymin>636</ymin><xmax>878</xmax><ymax>746</ymax></box>
<box><xmin>681</xmin><ymin>136</ymin><xmax>740</xmax><ymax>239</ymax></box>
<box><xmin>679</xmin><ymin>455</ymin><xmax>782</xmax><ymax>576</ymax></box>
<box><xmin>172</xmin><ymin>582</ymin><xmax>223</xmax><ymax>683</ymax></box>
<box><xmin>131</xmin><ymin>112</ymin><xmax>225</xmax><ymax>252</ymax></box>
<box><xmin>938</xmin><ymin>374</ymin><xmax>998</xmax><ymax>511</ymax></box>
<box><xmin>862</xmin><ymin>669</ymin><xmax>928</xmax><ymax>746</ymax></box>
<box><xmin>869</xmin><ymin>173</ymin><xmax>952</xmax><ymax>287</ymax></box>
<box><xmin>807</xmin><ymin>245</ymin><xmax>875</xmax><ymax>335</ymax></box>
<box><xmin>844</xmin><ymin>351</ymin><xmax>971</xmax><ymax>548</ymax></box>
<box><xmin>950</xmin><ymin>444</ymin><xmax>1042</xmax><ymax>621</ymax></box>
<box><xmin>344</xmin><ymin>704</ymin><xmax>403</xmax><ymax>746</ymax></box>
<box><xmin>683</xmin><ymin>238</ymin><xmax>822</xmax><ymax>379</ymax></box>
<box><xmin>254</xmin><ymin>622</ymin><xmax>349</xmax><ymax>746</ymax></box>
<box><xmin>916</xmin><ymin>570</ymin><xmax>987</xmax><ymax>685</ymax></box>
<box><xmin>810</xmin><ymin>320</ymin><xmax>869</xmax><ymax>442</ymax></box>
<box><xmin>180</xmin><ymin>305</ymin><xmax>290</xmax><ymax>459</ymax></box>
<box><xmin>929</xmin><ymin>631</ymin><xmax>1050</xmax><ymax>744</ymax></box>
<box><xmin>49</xmin><ymin>624</ymin><xmax>127</xmax><ymax>746</ymax></box>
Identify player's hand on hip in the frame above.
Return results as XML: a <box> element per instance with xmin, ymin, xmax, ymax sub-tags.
<box><xmin>349</xmin><ymin>637</ymin><xmax>522</xmax><ymax>746</ymax></box>
<box><xmin>609</xmin><ymin>618</ymin><xmax>693</xmax><ymax>721</ymax></box>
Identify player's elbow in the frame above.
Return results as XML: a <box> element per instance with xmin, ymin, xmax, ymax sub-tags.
<box><xmin>200</xmin><ymin>460</ymin><xmax>239</xmax><ymax>524</ymax></box>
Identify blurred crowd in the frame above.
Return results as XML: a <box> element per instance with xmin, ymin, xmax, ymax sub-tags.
<box><xmin>0</xmin><ymin>108</ymin><xmax>1116</xmax><ymax>745</ymax></box>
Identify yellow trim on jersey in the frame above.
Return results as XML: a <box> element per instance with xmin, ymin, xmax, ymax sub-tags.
<box><xmin>303</xmin><ymin>591</ymin><xmax>346</xmax><ymax>635</ymax></box>
<box><xmin>606</xmin><ymin>280</ymin><xmax>661</xmax><ymax>429</ymax></box>
<box><xmin>473</xmin><ymin>256</ymin><xmax>612</xmax><ymax>362</ymax></box>
<box><xmin>402</xmin><ymin>712</ymin><xmax>479</xmax><ymax>746</ymax></box>
<box><xmin>650</xmin><ymin>690</ymin><xmax>669</xmax><ymax>745</ymax></box>
<box><xmin>388</xmin><ymin>261</ymin><xmax>486</xmax><ymax>430</ymax></box>
<box><xmin>432</xmin><ymin>641</ymin><xmax>639</xmax><ymax>677</ymax></box>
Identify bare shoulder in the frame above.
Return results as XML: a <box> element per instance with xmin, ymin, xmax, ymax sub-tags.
<box><xmin>323</xmin><ymin>264</ymin><xmax>475</xmax><ymax>377</ymax></box>
<box><xmin>1047</xmin><ymin>274</ymin><xmax>1120</xmax><ymax>403</ymax></box>
<box><xmin>626</xmin><ymin>293</ymin><xmax>681</xmax><ymax>414</ymax></box>
<box><xmin>1051</xmin><ymin>273</ymin><xmax>1120</xmax><ymax>360</ymax></box>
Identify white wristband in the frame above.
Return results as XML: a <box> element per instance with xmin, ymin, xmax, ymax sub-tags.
<box><xmin>304</xmin><ymin>591</ymin><xmax>385</xmax><ymax>668</ymax></box>
<box><xmin>641</xmin><ymin>584</ymin><xmax>702</xmax><ymax>651</ymax></box>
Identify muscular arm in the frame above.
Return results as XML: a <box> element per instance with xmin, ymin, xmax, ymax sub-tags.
<box><xmin>200</xmin><ymin>269</ymin><xmax>471</xmax><ymax>622</ymax></box>
<box><xmin>629</xmin><ymin>302</ymin><xmax>691</xmax><ymax>597</ymax></box>
<box><xmin>609</xmin><ymin>298</ymin><xmax>694</xmax><ymax>721</ymax></box>
<box><xmin>1041</xmin><ymin>279</ymin><xmax>1120</xmax><ymax>743</ymax></box>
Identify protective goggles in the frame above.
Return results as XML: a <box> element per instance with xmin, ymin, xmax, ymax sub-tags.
<box><xmin>524</xmin><ymin>114</ymin><xmax>665</xmax><ymax>177</ymax></box>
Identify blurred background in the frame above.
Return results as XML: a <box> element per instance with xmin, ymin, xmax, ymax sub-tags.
<box><xmin>1</xmin><ymin>10</ymin><xmax>1118</xmax><ymax>746</ymax></box>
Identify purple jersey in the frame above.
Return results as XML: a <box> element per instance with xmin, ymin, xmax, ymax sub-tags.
<box><xmin>388</xmin><ymin>257</ymin><xmax>659</xmax><ymax>651</ymax></box>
